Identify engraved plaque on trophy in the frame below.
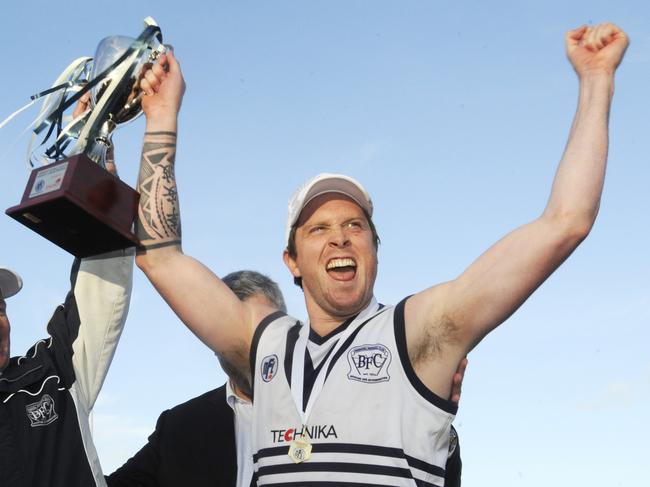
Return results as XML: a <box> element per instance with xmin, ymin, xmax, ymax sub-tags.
<box><xmin>5</xmin><ymin>18</ymin><xmax>165</xmax><ymax>257</ymax></box>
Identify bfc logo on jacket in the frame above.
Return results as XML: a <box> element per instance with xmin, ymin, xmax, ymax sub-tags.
<box><xmin>26</xmin><ymin>394</ymin><xmax>59</xmax><ymax>427</ymax></box>
<box><xmin>347</xmin><ymin>343</ymin><xmax>391</xmax><ymax>383</ymax></box>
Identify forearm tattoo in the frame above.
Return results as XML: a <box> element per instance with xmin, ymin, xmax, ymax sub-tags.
<box><xmin>136</xmin><ymin>131</ymin><xmax>181</xmax><ymax>250</ymax></box>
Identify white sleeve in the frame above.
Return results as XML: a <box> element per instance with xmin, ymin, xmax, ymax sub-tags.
<box><xmin>71</xmin><ymin>247</ymin><xmax>134</xmax><ymax>410</ymax></box>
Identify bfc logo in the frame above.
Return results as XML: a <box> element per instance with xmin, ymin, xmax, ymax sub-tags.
<box><xmin>347</xmin><ymin>343</ymin><xmax>391</xmax><ymax>383</ymax></box>
<box><xmin>261</xmin><ymin>354</ymin><xmax>279</xmax><ymax>382</ymax></box>
<box><xmin>26</xmin><ymin>394</ymin><xmax>58</xmax><ymax>427</ymax></box>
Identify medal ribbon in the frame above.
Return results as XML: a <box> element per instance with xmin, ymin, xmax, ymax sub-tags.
<box><xmin>289</xmin><ymin>297</ymin><xmax>382</xmax><ymax>425</ymax></box>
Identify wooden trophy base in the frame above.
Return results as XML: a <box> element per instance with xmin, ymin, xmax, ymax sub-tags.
<box><xmin>6</xmin><ymin>155</ymin><xmax>140</xmax><ymax>258</ymax></box>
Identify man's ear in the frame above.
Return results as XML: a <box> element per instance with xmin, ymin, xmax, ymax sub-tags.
<box><xmin>283</xmin><ymin>249</ymin><xmax>301</xmax><ymax>279</ymax></box>
<box><xmin>0</xmin><ymin>318</ymin><xmax>10</xmax><ymax>373</ymax></box>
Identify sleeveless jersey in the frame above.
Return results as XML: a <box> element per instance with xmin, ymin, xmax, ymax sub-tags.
<box><xmin>250</xmin><ymin>297</ymin><xmax>457</xmax><ymax>486</ymax></box>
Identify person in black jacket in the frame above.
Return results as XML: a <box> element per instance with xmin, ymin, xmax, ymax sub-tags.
<box><xmin>107</xmin><ymin>270</ymin><xmax>465</xmax><ymax>487</ymax></box>
<box><xmin>0</xmin><ymin>251</ymin><xmax>134</xmax><ymax>487</ymax></box>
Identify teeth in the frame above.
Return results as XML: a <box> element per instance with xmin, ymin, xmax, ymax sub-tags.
<box><xmin>327</xmin><ymin>258</ymin><xmax>356</xmax><ymax>270</ymax></box>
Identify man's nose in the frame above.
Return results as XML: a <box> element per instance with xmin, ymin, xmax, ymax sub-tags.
<box><xmin>328</xmin><ymin>226</ymin><xmax>351</xmax><ymax>247</ymax></box>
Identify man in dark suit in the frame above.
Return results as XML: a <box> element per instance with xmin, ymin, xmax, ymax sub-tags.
<box><xmin>106</xmin><ymin>270</ymin><xmax>285</xmax><ymax>487</ymax></box>
<box><xmin>106</xmin><ymin>385</ymin><xmax>237</xmax><ymax>486</ymax></box>
<box><xmin>106</xmin><ymin>270</ymin><xmax>465</xmax><ymax>486</ymax></box>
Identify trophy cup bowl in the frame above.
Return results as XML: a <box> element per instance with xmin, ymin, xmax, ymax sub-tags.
<box><xmin>91</xmin><ymin>35</ymin><xmax>146</xmax><ymax>124</ymax></box>
<box><xmin>6</xmin><ymin>21</ymin><xmax>163</xmax><ymax>257</ymax></box>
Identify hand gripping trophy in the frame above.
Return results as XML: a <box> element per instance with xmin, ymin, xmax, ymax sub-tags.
<box><xmin>4</xmin><ymin>18</ymin><xmax>166</xmax><ymax>257</ymax></box>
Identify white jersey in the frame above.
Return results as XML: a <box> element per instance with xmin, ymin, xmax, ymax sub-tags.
<box><xmin>250</xmin><ymin>297</ymin><xmax>457</xmax><ymax>486</ymax></box>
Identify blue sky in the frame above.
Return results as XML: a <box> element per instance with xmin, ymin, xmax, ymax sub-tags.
<box><xmin>1</xmin><ymin>1</ymin><xmax>648</xmax><ymax>485</ymax></box>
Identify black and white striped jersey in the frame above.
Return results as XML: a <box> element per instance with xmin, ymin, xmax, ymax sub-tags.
<box><xmin>250</xmin><ymin>297</ymin><xmax>457</xmax><ymax>486</ymax></box>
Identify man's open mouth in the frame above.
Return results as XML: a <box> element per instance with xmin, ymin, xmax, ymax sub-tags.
<box><xmin>326</xmin><ymin>258</ymin><xmax>357</xmax><ymax>280</ymax></box>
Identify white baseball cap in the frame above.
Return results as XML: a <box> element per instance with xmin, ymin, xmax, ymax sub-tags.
<box><xmin>286</xmin><ymin>173</ymin><xmax>373</xmax><ymax>246</ymax></box>
<box><xmin>0</xmin><ymin>267</ymin><xmax>23</xmax><ymax>299</ymax></box>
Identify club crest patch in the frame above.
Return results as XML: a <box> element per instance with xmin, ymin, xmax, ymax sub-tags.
<box><xmin>26</xmin><ymin>394</ymin><xmax>58</xmax><ymax>427</ymax></box>
<box><xmin>347</xmin><ymin>343</ymin><xmax>391</xmax><ymax>383</ymax></box>
<box><xmin>261</xmin><ymin>354</ymin><xmax>279</xmax><ymax>382</ymax></box>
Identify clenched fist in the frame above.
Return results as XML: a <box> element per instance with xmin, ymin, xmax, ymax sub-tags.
<box><xmin>140</xmin><ymin>50</ymin><xmax>186</xmax><ymax>124</ymax></box>
<box><xmin>566</xmin><ymin>23</ymin><xmax>629</xmax><ymax>77</ymax></box>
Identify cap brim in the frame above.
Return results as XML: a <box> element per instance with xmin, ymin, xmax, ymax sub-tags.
<box><xmin>301</xmin><ymin>177</ymin><xmax>372</xmax><ymax>217</ymax></box>
<box><xmin>0</xmin><ymin>268</ymin><xmax>23</xmax><ymax>299</ymax></box>
<box><xmin>286</xmin><ymin>173</ymin><xmax>374</xmax><ymax>246</ymax></box>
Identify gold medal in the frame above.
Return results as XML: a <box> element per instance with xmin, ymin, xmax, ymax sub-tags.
<box><xmin>288</xmin><ymin>438</ymin><xmax>312</xmax><ymax>463</ymax></box>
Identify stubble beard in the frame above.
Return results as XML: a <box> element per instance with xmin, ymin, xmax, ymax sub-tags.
<box><xmin>305</xmin><ymin>265</ymin><xmax>377</xmax><ymax>324</ymax></box>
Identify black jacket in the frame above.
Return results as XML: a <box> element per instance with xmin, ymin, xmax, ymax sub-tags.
<box><xmin>0</xmin><ymin>252</ymin><xmax>133</xmax><ymax>487</ymax></box>
<box><xmin>106</xmin><ymin>385</ymin><xmax>237</xmax><ymax>487</ymax></box>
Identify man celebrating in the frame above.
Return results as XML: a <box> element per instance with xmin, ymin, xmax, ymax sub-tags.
<box><xmin>134</xmin><ymin>23</ymin><xmax>627</xmax><ymax>485</ymax></box>
<box><xmin>107</xmin><ymin>270</ymin><xmax>464</xmax><ymax>487</ymax></box>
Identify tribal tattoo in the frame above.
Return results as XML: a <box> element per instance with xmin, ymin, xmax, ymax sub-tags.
<box><xmin>136</xmin><ymin>131</ymin><xmax>182</xmax><ymax>250</ymax></box>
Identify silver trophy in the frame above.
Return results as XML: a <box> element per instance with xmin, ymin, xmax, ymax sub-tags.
<box><xmin>76</xmin><ymin>28</ymin><xmax>166</xmax><ymax>166</ymax></box>
<box><xmin>6</xmin><ymin>18</ymin><xmax>166</xmax><ymax>257</ymax></box>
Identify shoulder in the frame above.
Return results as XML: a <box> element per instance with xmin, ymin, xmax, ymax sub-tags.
<box><xmin>251</xmin><ymin>311</ymin><xmax>297</xmax><ymax>359</ymax></box>
<box><xmin>0</xmin><ymin>337</ymin><xmax>62</xmax><ymax>394</ymax></box>
<box><xmin>254</xmin><ymin>310</ymin><xmax>294</xmax><ymax>334</ymax></box>
<box><xmin>152</xmin><ymin>384</ymin><xmax>235</xmax><ymax>459</ymax></box>
<box><xmin>165</xmin><ymin>385</ymin><xmax>228</xmax><ymax>418</ymax></box>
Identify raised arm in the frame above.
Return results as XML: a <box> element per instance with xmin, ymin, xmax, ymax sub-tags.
<box><xmin>406</xmin><ymin>23</ymin><xmax>629</xmax><ymax>396</ymax></box>
<box><xmin>68</xmin><ymin>249</ymin><xmax>134</xmax><ymax>409</ymax></box>
<box><xmin>134</xmin><ymin>52</ymin><xmax>268</xmax><ymax>375</ymax></box>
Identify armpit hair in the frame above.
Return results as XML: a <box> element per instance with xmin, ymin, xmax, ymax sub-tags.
<box><xmin>409</xmin><ymin>314</ymin><xmax>461</xmax><ymax>366</ymax></box>
<box><xmin>218</xmin><ymin>344</ymin><xmax>252</xmax><ymax>397</ymax></box>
